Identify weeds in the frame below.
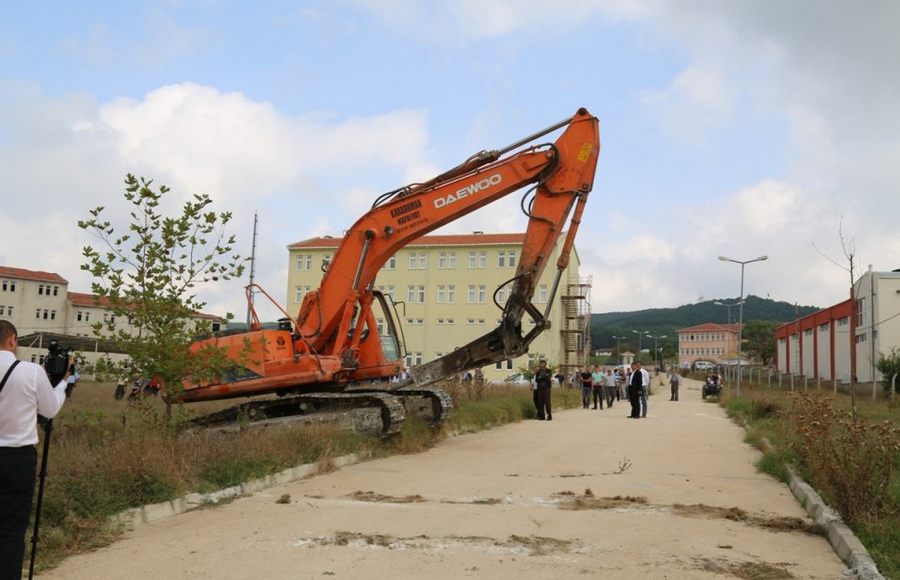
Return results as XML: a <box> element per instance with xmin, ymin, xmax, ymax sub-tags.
<box><xmin>787</xmin><ymin>393</ymin><xmax>899</xmax><ymax>526</ymax></box>
<box><xmin>719</xmin><ymin>383</ymin><xmax>900</xmax><ymax>577</ymax></box>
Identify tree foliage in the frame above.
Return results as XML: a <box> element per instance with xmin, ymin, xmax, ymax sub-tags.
<box><xmin>742</xmin><ymin>320</ymin><xmax>779</xmax><ymax>366</ymax></box>
<box><xmin>79</xmin><ymin>174</ymin><xmax>245</xmax><ymax>389</ymax></box>
<box><xmin>875</xmin><ymin>347</ymin><xmax>900</xmax><ymax>394</ymax></box>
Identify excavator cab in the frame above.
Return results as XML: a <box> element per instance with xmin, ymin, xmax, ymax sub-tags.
<box><xmin>372</xmin><ymin>290</ymin><xmax>404</xmax><ymax>364</ymax></box>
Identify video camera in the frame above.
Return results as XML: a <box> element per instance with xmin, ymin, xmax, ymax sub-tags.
<box><xmin>43</xmin><ymin>339</ymin><xmax>72</xmax><ymax>386</ymax></box>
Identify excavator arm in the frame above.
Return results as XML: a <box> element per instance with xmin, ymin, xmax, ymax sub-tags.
<box><xmin>297</xmin><ymin>107</ymin><xmax>600</xmax><ymax>386</ymax></box>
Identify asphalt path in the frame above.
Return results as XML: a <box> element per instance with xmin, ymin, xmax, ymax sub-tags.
<box><xmin>43</xmin><ymin>377</ymin><xmax>845</xmax><ymax>579</ymax></box>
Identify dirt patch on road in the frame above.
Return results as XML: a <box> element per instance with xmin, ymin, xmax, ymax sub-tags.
<box><xmin>693</xmin><ymin>556</ymin><xmax>796</xmax><ymax>579</ymax></box>
<box><xmin>555</xmin><ymin>490</ymin><xmax>649</xmax><ymax>511</ymax></box>
<box><xmin>673</xmin><ymin>503</ymin><xmax>820</xmax><ymax>535</ymax></box>
<box><xmin>347</xmin><ymin>490</ymin><xmax>427</xmax><ymax>503</ymax></box>
<box><xmin>307</xmin><ymin>531</ymin><xmax>579</xmax><ymax>556</ymax></box>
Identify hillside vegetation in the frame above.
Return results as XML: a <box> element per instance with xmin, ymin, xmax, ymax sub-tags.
<box><xmin>591</xmin><ymin>295</ymin><xmax>819</xmax><ymax>352</ymax></box>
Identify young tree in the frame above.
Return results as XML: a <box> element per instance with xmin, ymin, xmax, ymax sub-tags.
<box><xmin>79</xmin><ymin>174</ymin><xmax>245</xmax><ymax>393</ymax></box>
<box><xmin>741</xmin><ymin>320</ymin><xmax>779</xmax><ymax>366</ymax></box>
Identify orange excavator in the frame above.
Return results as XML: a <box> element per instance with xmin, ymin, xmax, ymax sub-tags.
<box><xmin>168</xmin><ymin>108</ymin><xmax>600</xmax><ymax>435</ymax></box>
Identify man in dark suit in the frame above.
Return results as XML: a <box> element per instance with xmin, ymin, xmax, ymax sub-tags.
<box><xmin>534</xmin><ymin>360</ymin><xmax>553</xmax><ymax>421</ymax></box>
<box><xmin>627</xmin><ymin>362</ymin><xmax>643</xmax><ymax>418</ymax></box>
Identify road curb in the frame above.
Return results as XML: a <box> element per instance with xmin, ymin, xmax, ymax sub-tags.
<box><xmin>111</xmin><ymin>453</ymin><xmax>362</xmax><ymax>530</ymax></box>
<box><xmin>756</xmin><ymin>435</ymin><xmax>883</xmax><ymax>579</ymax></box>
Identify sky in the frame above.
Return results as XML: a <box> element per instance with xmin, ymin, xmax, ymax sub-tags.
<box><xmin>1</xmin><ymin>1</ymin><xmax>898</xmax><ymax>322</ymax></box>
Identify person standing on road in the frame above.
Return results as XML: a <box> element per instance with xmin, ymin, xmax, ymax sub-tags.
<box><xmin>639</xmin><ymin>362</ymin><xmax>650</xmax><ymax>418</ymax></box>
<box><xmin>590</xmin><ymin>365</ymin><xmax>604</xmax><ymax>410</ymax></box>
<box><xmin>554</xmin><ymin>371</ymin><xmax>566</xmax><ymax>388</ymax></box>
<box><xmin>669</xmin><ymin>371</ymin><xmax>681</xmax><ymax>401</ymax></box>
<box><xmin>579</xmin><ymin>368</ymin><xmax>592</xmax><ymax>409</ymax></box>
<box><xmin>627</xmin><ymin>362</ymin><xmax>642</xmax><ymax>418</ymax></box>
<box><xmin>534</xmin><ymin>360</ymin><xmax>553</xmax><ymax>421</ymax></box>
<box><xmin>604</xmin><ymin>369</ymin><xmax>618</xmax><ymax>408</ymax></box>
<box><xmin>0</xmin><ymin>321</ymin><xmax>69</xmax><ymax>580</ymax></box>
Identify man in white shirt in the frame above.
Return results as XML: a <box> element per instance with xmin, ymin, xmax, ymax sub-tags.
<box><xmin>0</xmin><ymin>321</ymin><xmax>68</xmax><ymax>579</ymax></box>
<box><xmin>638</xmin><ymin>361</ymin><xmax>651</xmax><ymax>418</ymax></box>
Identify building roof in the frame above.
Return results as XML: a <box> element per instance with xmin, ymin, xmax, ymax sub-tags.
<box><xmin>67</xmin><ymin>291</ymin><xmax>223</xmax><ymax>321</ymax></box>
<box><xmin>676</xmin><ymin>322</ymin><xmax>741</xmax><ymax>333</ymax></box>
<box><xmin>288</xmin><ymin>232</ymin><xmax>527</xmax><ymax>249</ymax></box>
<box><xmin>0</xmin><ymin>266</ymin><xmax>67</xmax><ymax>284</ymax></box>
<box><xmin>67</xmin><ymin>291</ymin><xmax>112</xmax><ymax>308</ymax></box>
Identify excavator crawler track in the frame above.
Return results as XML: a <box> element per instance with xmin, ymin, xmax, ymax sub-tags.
<box><xmin>390</xmin><ymin>387</ymin><xmax>454</xmax><ymax>425</ymax></box>
<box><xmin>191</xmin><ymin>391</ymin><xmax>407</xmax><ymax>437</ymax></box>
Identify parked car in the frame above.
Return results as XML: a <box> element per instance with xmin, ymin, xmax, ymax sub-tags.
<box><xmin>694</xmin><ymin>361</ymin><xmax>715</xmax><ymax>371</ymax></box>
<box><xmin>495</xmin><ymin>372</ymin><xmax>531</xmax><ymax>386</ymax></box>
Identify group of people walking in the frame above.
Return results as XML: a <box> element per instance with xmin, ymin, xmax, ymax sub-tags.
<box><xmin>574</xmin><ymin>361</ymin><xmax>673</xmax><ymax>419</ymax></box>
<box><xmin>535</xmin><ymin>360</ymin><xmax>689</xmax><ymax>423</ymax></box>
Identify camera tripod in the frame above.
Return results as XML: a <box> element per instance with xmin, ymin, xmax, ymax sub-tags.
<box><xmin>28</xmin><ymin>416</ymin><xmax>52</xmax><ymax>580</ymax></box>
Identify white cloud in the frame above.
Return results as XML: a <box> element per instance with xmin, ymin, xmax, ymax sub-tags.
<box><xmin>640</xmin><ymin>65</ymin><xmax>734</xmax><ymax>143</ymax></box>
<box><xmin>0</xmin><ymin>83</ymin><xmax>432</xmax><ymax>318</ymax></box>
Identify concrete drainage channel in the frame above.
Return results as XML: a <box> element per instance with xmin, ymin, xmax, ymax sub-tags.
<box><xmin>111</xmin><ymin>453</ymin><xmax>363</xmax><ymax>528</ymax></box>
<box><xmin>754</xmin><ymin>437</ymin><xmax>884</xmax><ymax>580</ymax></box>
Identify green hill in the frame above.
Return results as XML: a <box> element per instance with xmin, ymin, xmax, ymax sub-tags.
<box><xmin>590</xmin><ymin>295</ymin><xmax>819</xmax><ymax>355</ymax></box>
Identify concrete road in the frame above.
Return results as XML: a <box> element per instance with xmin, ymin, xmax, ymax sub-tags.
<box><xmin>43</xmin><ymin>378</ymin><xmax>845</xmax><ymax>579</ymax></box>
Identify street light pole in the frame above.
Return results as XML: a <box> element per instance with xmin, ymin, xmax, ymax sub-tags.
<box><xmin>632</xmin><ymin>330</ymin><xmax>649</xmax><ymax>362</ymax></box>
<box><xmin>647</xmin><ymin>334</ymin><xmax>667</xmax><ymax>367</ymax></box>
<box><xmin>718</xmin><ymin>255</ymin><xmax>768</xmax><ymax>398</ymax></box>
<box><xmin>612</xmin><ymin>335</ymin><xmax>625</xmax><ymax>365</ymax></box>
<box><xmin>713</xmin><ymin>299</ymin><xmax>743</xmax><ymax>325</ymax></box>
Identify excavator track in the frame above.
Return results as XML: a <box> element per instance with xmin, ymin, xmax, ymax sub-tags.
<box><xmin>390</xmin><ymin>386</ymin><xmax>454</xmax><ymax>425</ymax></box>
<box><xmin>191</xmin><ymin>391</ymin><xmax>407</xmax><ymax>437</ymax></box>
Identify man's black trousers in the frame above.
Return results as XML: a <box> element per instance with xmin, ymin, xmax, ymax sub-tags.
<box><xmin>628</xmin><ymin>386</ymin><xmax>641</xmax><ymax>418</ymax></box>
<box><xmin>535</xmin><ymin>386</ymin><xmax>552</xmax><ymax>419</ymax></box>
<box><xmin>0</xmin><ymin>446</ymin><xmax>37</xmax><ymax>580</ymax></box>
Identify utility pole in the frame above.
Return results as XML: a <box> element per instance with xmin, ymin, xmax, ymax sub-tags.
<box><xmin>245</xmin><ymin>212</ymin><xmax>259</xmax><ymax>327</ymax></box>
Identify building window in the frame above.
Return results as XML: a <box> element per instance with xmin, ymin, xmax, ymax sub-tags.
<box><xmin>50</xmin><ymin>310</ymin><xmax>56</xmax><ymax>320</ymax></box>
<box><xmin>438</xmin><ymin>252</ymin><xmax>456</xmax><ymax>269</ymax></box>
<box><xmin>295</xmin><ymin>285</ymin><xmax>311</xmax><ymax>304</ymax></box>
<box><xmin>819</xmin><ymin>323</ymin><xmax>829</xmax><ymax>332</ymax></box>
<box><xmin>38</xmin><ymin>284</ymin><xmax>44</xmax><ymax>295</ymax></box>
<box><xmin>467</xmin><ymin>285</ymin><xmax>475</xmax><ymax>304</ymax></box>
<box><xmin>837</xmin><ymin>317</ymin><xmax>849</xmax><ymax>327</ymax></box>
<box><xmin>496</xmin><ymin>286</ymin><xmax>506</xmax><ymax>304</ymax></box>
<box><xmin>376</xmin><ymin>285</ymin><xmax>395</xmax><ymax>300</ymax></box>
<box><xmin>436</xmin><ymin>284</ymin><xmax>456</xmax><ymax>304</ymax></box>
<box><xmin>477</xmin><ymin>285</ymin><xmax>486</xmax><ymax>303</ymax></box>
<box><xmin>407</xmin><ymin>285</ymin><xmax>425</xmax><ymax>303</ymax></box>
<box><xmin>383</xmin><ymin>256</ymin><xmax>396</xmax><ymax>270</ymax></box>
<box><xmin>856</xmin><ymin>297</ymin><xmax>866</xmax><ymax>326</ymax></box>
<box><xmin>1</xmin><ymin>280</ymin><xmax>15</xmax><ymax>292</ymax></box>
<box><xmin>295</xmin><ymin>254</ymin><xmax>312</xmax><ymax>271</ymax></box>
<box><xmin>468</xmin><ymin>251</ymin><xmax>487</xmax><ymax>269</ymax></box>
<box><xmin>538</xmin><ymin>284</ymin><xmax>549</xmax><ymax>303</ymax></box>
<box><xmin>408</xmin><ymin>252</ymin><xmax>426</xmax><ymax>270</ymax></box>
<box><xmin>855</xmin><ymin>333</ymin><xmax>867</xmax><ymax>344</ymax></box>
<box><xmin>405</xmin><ymin>352</ymin><xmax>423</xmax><ymax>367</ymax></box>
<box><xmin>803</xmin><ymin>329</ymin><xmax>812</xmax><ymax>337</ymax></box>
<box><xmin>405</xmin><ymin>318</ymin><xmax>424</xmax><ymax>325</ymax></box>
